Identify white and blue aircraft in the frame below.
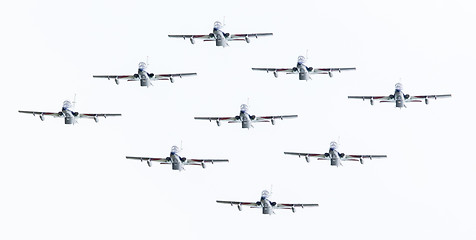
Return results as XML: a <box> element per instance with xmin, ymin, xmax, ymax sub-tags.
<box><xmin>285</xmin><ymin>141</ymin><xmax>387</xmax><ymax>167</ymax></box>
<box><xmin>194</xmin><ymin>104</ymin><xmax>297</xmax><ymax>129</ymax></box>
<box><xmin>252</xmin><ymin>56</ymin><xmax>356</xmax><ymax>80</ymax></box>
<box><xmin>93</xmin><ymin>62</ymin><xmax>197</xmax><ymax>87</ymax></box>
<box><xmin>216</xmin><ymin>190</ymin><xmax>319</xmax><ymax>215</ymax></box>
<box><xmin>348</xmin><ymin>83</ymin><xmax>452</xmax><ymax>108</ymax></box>
<box><xmin>168</xmin><ymin>21</ymin><xmax>273</xmax><ymax>47</ymax></box>
<box><xmin>126</xmin><ymin>146</ymin><xmax>228</xmax><ymax>171</ymax></box>
<box><xmin>18</xmin><ymin>100</ymin><xmax>121</xmax><ymax>124</ymax></box>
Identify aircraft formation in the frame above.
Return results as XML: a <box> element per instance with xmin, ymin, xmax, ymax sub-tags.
<box><xmin>18</xmin><ymin>20</ymin><xmax>452</xmax><ymax>215</ymax></box>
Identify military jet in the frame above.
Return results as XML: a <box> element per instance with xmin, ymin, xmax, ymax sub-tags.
<box><xmin>194</xmin><ymin>104</ymin><xmax>297</xmax><ymax>129</ymax></box>
<box><xmin>18</xmin><ymin>100</ymin><xmax>121</xmax><ymax>124</ymax></box>
<box><xmin>126</xmin><ymin>146</ymin><xmax>228</xmax><ymax>171</ymax></box>
<box><xmin>252</xmin><ymin>55</ymin><xmax>356</xmax><ymax>80</ymax></box>
<box><xmin>284</xmin><ymin>141</ymin><xmax>387</xmax><ymax>167</ymax></box>
<box><xmin>348</xmin><ymin>83</ymin><xmax>451</xmax><ymax>108</ymax></box>
<box><xmin>216</xmin><ymin>190</ymin><xmax>318</xmax><ymax>215</ymax></box>
<box><xmin>93</xmin><ymin>62</ymin><xmax>197</xmax><ymax>87</ymax></box>
<box><xmin>168</xmin><ymin>21</ymin><xmax>273</xmax><ymax>47</ymax></box>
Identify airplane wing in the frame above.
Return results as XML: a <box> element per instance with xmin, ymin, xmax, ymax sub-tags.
<box><xmin>151</xmin><ymin>73</ymin><xmax>197</xmax><ymax>81</ymax></box>
<box><xmin>344</xmin><ymin>154</ymin><xmax>387</xmax><ymax>161</ymax></box>
<box><xmin>255</xmin><ymin>115</ymin><xmax>298</xmax><ymax>121</ymax></box>
<box><xmin>229</xmin><ymin>33</ymin><xmax>273</xmax><ymax>39</ymax></box>
<box><xmin>348</xmin><ymin>96</ymin><xmax>393</xmax><ymax>101</ymax></box>
<box><xmin>18</xmin><ymin>110</ymin><xmax>61</xmax><ymax>117</ymax></box>
<box><xmin>251</xmin><ymin>68</ymin><xmax>295</xmax><ymax>73</ymax></box>
<box><xmin>125</xmin><ymin>156</ymin><xmax>169</xmax><ymax>163</ymax></box>
<box><xmin>92</xmin><ymin>75</ymin><xmax>136</xmax><ymax>80</ymax></box>
<box><xmin>312</xmin><ymin>67</ymin><xmax>356</xmax><ymax>74</ymax></box>
<box><xmin>79</xmin><ymin>113</ymin><xmax>122</xmax><ymax>119</ymax></box>
<box><xmin>188</xmin><ymin>159</ymin><xmax>229</xmax><ymax>163</ymax></box>
<box><xmin>284</xmin><ymin>152</ymin><xmax>327</xmax><ymax>158</ymax></box>
<box><xmin>275</xmin><ymin>203</ymin><xmax>319</xmax><ymax>209</ymax></box>
<box><xmin>410</xmin><ymin>94</ymin><xmax>452</xmax><ymax>100</ymax></box>
<box><xmin>152</xmin><ymin>73</ymin><xmax>197</xmax><ymax>79</ymax></box>
<box><xmin>194</xmin><ymin>117</ymin><xmax>236</xmax><ymax>121</ymax></box>
<box><xmin>168</xmin><ymin>34</ymin><xmax>212</xmax><ymax>40</ymax></box>
<box><xmin>216</xmin><ymin>200</ymin><xmax>259</xmax><ymax>207</ymax></box>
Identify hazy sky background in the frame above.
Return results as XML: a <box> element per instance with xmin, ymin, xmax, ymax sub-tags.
<box><xmin>1</xmin><ymin>0</ymin><xmax>475</xmax><ymax>239</ymax></box>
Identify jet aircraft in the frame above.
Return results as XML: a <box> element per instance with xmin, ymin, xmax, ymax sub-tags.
<box><xmin>216</xmin><ymin>190</ymin><xmax>318</xmax><ymax>215</ymax></box>
<box><xmin>18</xmin><ymin>100</ymin><xmax>121</xmax><ymax>124</ymax></box>
<box><xmin>126</xmin><ymin>146</ymin><xmax>228</xmax><ymax>171</ymax></box>
<box><xmin>194</xmin><ymin>104</ymin><xmax>297</xmax><ymax>129</ymax></box>
<box><xmin>93</xmin><ymin>62</ymin><xmax>197</xmax><ymax>87</ymax></box>
<box><xmin>284</xmin><ymin>141</ymin><xmax>387</xmax><ymax>167</ymax></box>
<box><xmin>348</xmin><ymin>83</ymin><xmax>451</xmax><ymax>108</ymax></box>
<box><xmin>252</xmin><ymin>56</ymin><xmax>356</xmax><ymax>80</ymax></box>
<box><xmin>168</xmin><ymin>21</ymin><xmax>273</xmax><ymax>47</ymax></box>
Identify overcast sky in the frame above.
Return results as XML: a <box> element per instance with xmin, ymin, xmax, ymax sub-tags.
<box><xmin>1</xmin><ymin>0</ymin><xmax>475</xmax><ymax>239</ymax></box>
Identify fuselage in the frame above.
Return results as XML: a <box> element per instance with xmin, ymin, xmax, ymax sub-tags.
<box><xmin>394</xmin><ymin>88</ymin><xmax>406</xmax><ymax>108</ymax></box>
<box><xmin>61</xmin><ymin>101</ymin><xmax>78</xmax><ymax>124</ymax></box>
<box><xmin>237</xmin><ymin>104</ymin><xmax>253</xmax><ymax>128</ymax></box>
<box><xmin>138</xmin><ymin>67</ymin><xmax>151</xmax><ymax>87</ymax></box>
<box><xmin>212</xmin><ymin>28</ymin><xmax>228</xmax><ymax>47</ymax></box>
<box><xmin>296</xmin><ymin>56</ymin><xmax>311</xmax><ymax>80</ymax></box>
<box><xmin>259</xmin><ymin>191</ymin><xmax>276</xmax><ymax>215</ymax></box>
<box><xmin>260</xmin><ymin>196</ymin><xmax>275</xmax><ymax>215</ymax></box>
<box><xmin>212</xmin><ymin>21</ymin><xmax>229</xmax><ymax>47</ymax></box>
<box><xmin>239</xmin><ymin>110</ymin><xmax>252</xmax><ymax>128</ymax></box>
<box><xmin>169</xmin><ymin>148</ymin><xmax>185</xmax><ymax>171</ymax></box>
<box><xmin>327</xmin><ymin>142</ymin><xmax>344</xmax><ymax>166</ymax></box>
<box><xmin>391</xmin><ymin>83</ymin><xmax>410</xmax><ymax>108</ymax></box>
<box><xmin>328</xmin><ymin>148</ymin><xmax>342</xmax><ymax>166</ymax></box>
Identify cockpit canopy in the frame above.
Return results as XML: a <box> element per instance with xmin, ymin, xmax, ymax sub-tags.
<box><xmin>214</xmin><ymin>21</ymin><xmax>223</xmax><ymax>30</ymax></box>
<box><xmin>261</xmin><ymin>190</ymin><xmax>270</xmax><ymax>198</ymax></box>
<box><xmin>330</xmin><ymin>141</ymin><xmax>338</xmax><ymax>150</ymax></box>
<box><xmin>138</xmin><ymin>62</ymin><xmax>147</xmax><ymax>71</ymax></box>
<box><xmin>297</xmin><ymin>56</ymin><xmax>306</xmax><ymax>64</ymax></box>
<box><xmin>63</xmin><ymin>100</ymin><xmax>73</xmax><ymax>110</ymax></box>
<box><xmin>395</xmin><ymin>83</ymin><xmax>403</xmax><ymax>91</ymax></box>
<box><xmin>240</xmin><ymin>104</ymin><xmax>249</xmax><ymax>113</ymax></box>
<box><xmin>171</xmin><ymin>145</ymin><xmax>180</xmax><ymax>154</ymax></box>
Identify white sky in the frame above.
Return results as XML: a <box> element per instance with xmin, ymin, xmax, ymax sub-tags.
<box><xmin>1</xmin><ymin>0</ymin><xmax>475</xmax><ymax>239</ymax></box>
